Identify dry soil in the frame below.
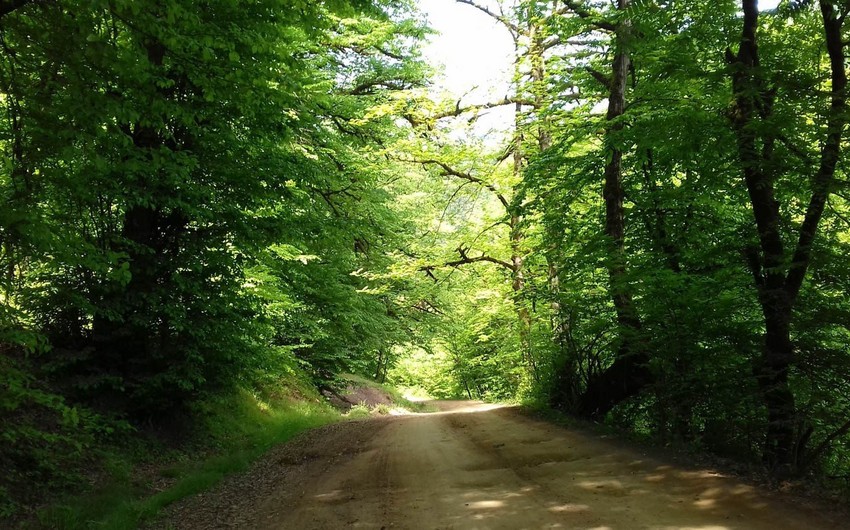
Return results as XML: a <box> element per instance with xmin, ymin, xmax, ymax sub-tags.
<box><xmin>156</xmin><ymin>401</ymin><xmax>847</xmax><ymax>529</ymax></box>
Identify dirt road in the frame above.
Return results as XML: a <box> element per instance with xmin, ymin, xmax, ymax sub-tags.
<box><xmin>159</xmin><ymin>401</ymin><xmax>844</xmax><ymax>529</ymax></box>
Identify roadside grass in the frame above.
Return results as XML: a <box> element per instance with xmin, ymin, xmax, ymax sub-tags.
<box><xmin>28</xmin><ymin>374</ymin><xmax>423</xmax><ymax>529</ymax></box>
<box><xmin>34</xmin><ymin>387</ymin><xmax>340</xmax><ymax>530</ymax></box>
<box><xmin>344</xmin><ymin>402</ymin><xmax>374</xmax><ymax>419</ymax></box>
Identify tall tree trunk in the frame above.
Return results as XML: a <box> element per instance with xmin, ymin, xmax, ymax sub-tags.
<box><xmin>90</xmin><ymin>36</ymin><xmax>191</xmax><ymax>411</ymax></box>
<box><xmin>577</xmin><ymin>0</ymin><xmax>651</xmax><ymax>419</ymax></box>
<box><xmin>510</xmin><ymin>201</ymin><xmax>537</xmax><ymax>378</ymax></box>
<box><xmin>528</xmin><ymin>17</ymin><xmax>565</xmax><ymax>347</ymax></box>
<box><xmin>726</xmin><ymin>0</ymin><xmax>794</xmax><ymax>471</ymax></box>
<box><xmin>727</xmin><ymin>0</ymin><xmax>848</xmax><ymax>472</ymax></box>
<box><xmin>511</xmin><ymin>32</ymin><xmax>538</xmax><ymax>380</ymax></box>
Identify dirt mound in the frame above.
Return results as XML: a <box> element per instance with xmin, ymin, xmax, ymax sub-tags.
<box><xmin>321</xmin><ymin>383</ymin><xmax>394</xmax><ymax>410</ymax></box>
<box><xmin>342</xmin><ymin>385</ymin><xmax>394</xmax><ymax>407</ymax></box>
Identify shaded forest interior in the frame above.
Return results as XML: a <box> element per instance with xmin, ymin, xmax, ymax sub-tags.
<box><xmin>2</xmin><ymin>0</ymin><xmax>850</xmax><ymax>523</ymax></box>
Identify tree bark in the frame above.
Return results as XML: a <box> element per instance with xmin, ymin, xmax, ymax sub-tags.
<box><xmin>511</xmin><ymin>19</ymin><xmax>535</xmax><ymax>380</ymax></box>
<box><xmin>727</xmin><ymin>0</ymin><xmax>848</xmax><ymax>473</ymax></box>
<box><xmin>577</xmin><ymin>0</ymin><xmax>651</xmax><ymax>419</ymax></box>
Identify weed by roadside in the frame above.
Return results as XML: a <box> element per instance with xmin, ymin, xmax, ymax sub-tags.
<box><xmin>28</xmin><ymin>385</ymin><xmax>340</xmax><ymax>530</ymax></box>
<box><xmin>24</xmin><ymin>375</ymin><xmax>424</xmax><ymax>529</ymax></box>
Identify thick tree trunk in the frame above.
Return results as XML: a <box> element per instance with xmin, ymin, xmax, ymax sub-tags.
<box><xmin>89</xmin><ymin>36</ymin><xmax>194</xmax><ymax>412</ymax></box>
<box><xmin>727</xmin><ymin>0</ymin><xmax>848</xmax><ymax>473</ymax></box>
<box><xmin>577</xmin><ymin>0</ymin><xmax>651</xmax><ymax>419</ymax></box>
<box><xmin>759</xmin><ymin>299</ymin><xmax>797</xmax><ymax>469</ymax></box>
<box><xmin>727</xmin><ymin>0</ymin><xmax>798</xmax><ymax>472</ymax></box>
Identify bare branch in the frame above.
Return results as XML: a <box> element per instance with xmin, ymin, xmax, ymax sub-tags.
<box><xmin>420</xmin><ymin>245</ymin><xmax>515</xmax><ymax>275</ymax></box>
<box><xmin>785</xmin><ymin>1</ymin><xmax>849</xmax><ymax>303</ymax></box>
<box><xmin>414</xmin><ymin>158</ymin><xmax>511</xmax><ymax>211</ymax></box>
<box><xmin>444</xmin><ymin>95</ymin><xmax>537</xmax><ymax>116</ymax></box>
<box><xmin>455</xmin><ymin>0</ymin><xmax>523</xmax><ymax>36</ymax></box>
<box><xmin>402</xmin><ymin>96</ymin><xmax>535</xmax><ymax>127</ymax></box>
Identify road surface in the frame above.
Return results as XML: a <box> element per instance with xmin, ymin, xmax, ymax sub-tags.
<box><xmin>159</xmin><ymin>401</ymin><xmax>844</xmax><ymax>529</ymax></box>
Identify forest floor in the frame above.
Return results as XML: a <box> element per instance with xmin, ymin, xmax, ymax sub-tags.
<box><xmin>154</xmin><ymin>401</ymin><xmax>846</xmax><ymax>529</ymax></box>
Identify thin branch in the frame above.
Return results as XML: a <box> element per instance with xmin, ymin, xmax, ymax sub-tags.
<box><xmin>785</xmin><ymin>1</ymin><xmax>849</xmax><ymax>303</ymax></box>
<box><xmin>375</xmin><ymin>45</ymin><xmax>405</xmax><ymax>61</ymax></box>
<box><xmin>777</xmin><ymin>133</ymin><xmax>815</xmax><ymax>166</ymax></box>
<box><xmin>542</xmin><ymin>35</ymin><xmax>605</xmax><ymax>50</ymax></box>
<box><xmin>405</xmin><ymin>96</ymin><xmax>536</xmax><ymax>126</ymax></box>
<box><xmin>827</xmin><ymin>197</ymin><xmax>850</xmax><ymax>228</ymax></box>
<box><xmin>436</xmin><ymin>181</ymin><xmax>475</xmax><ymax>231</ymax></box>
<box><xmin>586</xmin><ymin>67</ymin><xmax>612</xmax><ymax>90</ymax></box>
<box><xmin>455</xmin><ymin>0</ymin><xmax>523</xmax><ymax>37</ymax></box>
<box><xmin>557</xmin><ymin>1</ymin><xmax>616</xmax><ymax>32</ymax></box>
<box><xmin>420</xmin><ymin>246</ymin><xmax>515</xmax><ymax>275</ymax></box>
<box><xmin>496</xmin><ymin>139</ymin><xmax>517</xmax><ymax>164</ymax></box>
<box><xmin>411</xmin><ymin>299</ymin><xmax>444</xmax><ymax>315</ymax></box>
<box><xmin>347</xmin><ymin>78</ymin><xmax>411</xmax><ymax>96</ymax></box>
<box><xmin>804</xmin><ymin>418</ymin><xmax>850</xmax><ymax>468</ymax></box>
<box><xmin>444</xmin><ymin>253</ymin><xmax>514</xmax><ymax>270</ymax></box>
<box><xmin>414</xmin><ymin>158</ymin><xmax>511</xmax><ymax>211</ymax></box>
<box><xmin>446</xmin><ymin>95</ymin><xmax>537</xmax><ymax>116</ymax></box>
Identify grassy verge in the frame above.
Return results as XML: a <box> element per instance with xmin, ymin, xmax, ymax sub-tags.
<box><xmin>33</xmin><ymin>386</ymin><xmax>340</xmax><ymax>530</ymax></box>
<box><xmin>23</xmin><ymin>373</ymin><xmax>426</xmax><ymax>529</ymax></box>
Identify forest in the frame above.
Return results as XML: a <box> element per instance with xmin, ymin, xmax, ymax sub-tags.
<box><xmin>1</xmin><ymin>0</ymin><xmax>849</xmax><ymax>525</ymax></box>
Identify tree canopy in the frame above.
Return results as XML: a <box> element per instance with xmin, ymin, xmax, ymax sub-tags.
<box><xmin>2</xmin><ymin>0</ymin><xmax>850</xmax><ymax>518</ymax></box>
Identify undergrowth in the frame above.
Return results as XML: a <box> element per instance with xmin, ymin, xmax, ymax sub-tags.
<box><xmin>28</xmin><ymin>381</ymin><xmax>340</xmax><ymax>530</ymax></box>
<box><xmin>18</xmin><ymin>373</ymin><xmax>422</xmax><ymax>529</ymax></box>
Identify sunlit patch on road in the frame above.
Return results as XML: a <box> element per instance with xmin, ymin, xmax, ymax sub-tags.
<box><xmin>161</xmin><ymin>401</ymin><xmax>844</xmax><ymax>529</ymax></box>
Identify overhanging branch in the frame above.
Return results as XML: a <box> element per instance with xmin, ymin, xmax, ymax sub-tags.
<box><xmin>557</xmin><ymin>1</ymin><xmax>616</xmax><ymax>32</ymax></box>
<box><xmin>455</xmin><ymin>0</ymin><xmax>523</xmax><ymax>37</ymax></box>
<box><xmin>420</xmin><ymin>245</ymin><xmax>515</xmax><ymax>278</ymax></box>
<box><xmin>403</xmin><ymin>95</ymin><xmax>535</xmax><ymax>128</ymax></box>
<box><xmin>413</xmin><ymin>158</ymin><xmax>511</xmax><ymax>212</ymax></box>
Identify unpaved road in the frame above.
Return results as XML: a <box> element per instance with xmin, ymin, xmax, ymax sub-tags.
<box><xmin>159</xmin><ymin>401</ymin><xmax>845</xmax><ymax>529</ymax></box>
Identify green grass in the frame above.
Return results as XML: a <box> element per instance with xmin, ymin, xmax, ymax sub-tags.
<box><xmin>30</xmin><ymin>375</ymin><xmax>424</xmax><ymax>529</ymax></box>
<box><xmin>34</xmin><ymin>389</ymin><xmax>340</xmax><ymax>530</ymax></box>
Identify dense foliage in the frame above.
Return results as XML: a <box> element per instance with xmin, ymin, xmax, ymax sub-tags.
<box><xmin>389</xmin><ymin>0</ymin><xmax>850</xmax><ymax>485</ymax></box>
<box><xmin>0</xmin><ymin>0</ymin><xmax>427</xmax><ymax>516</ymax></box>
<box><xmin>3</xmin><ymin>0</ymin><xmax>850</xmax><ymax>520</ymax></box>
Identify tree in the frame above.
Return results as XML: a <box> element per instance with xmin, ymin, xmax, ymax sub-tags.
<box><xmin>726</xmin><ymin>0</ymin><xmax>849</xmax><ymax>472</ymax></box>
<box><xmin>0</xmin><ymin>0</ymin><xmax>428</xmax><ymax>511</ymax></box>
